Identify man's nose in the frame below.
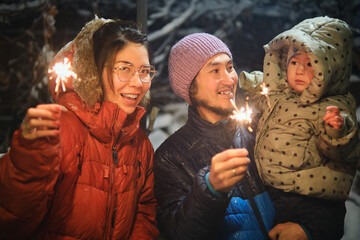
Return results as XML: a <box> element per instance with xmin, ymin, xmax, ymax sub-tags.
<box><xmin>220</xmin><ymin>71</ymin><xmax>236</xmax><ymax>85</ymax></box>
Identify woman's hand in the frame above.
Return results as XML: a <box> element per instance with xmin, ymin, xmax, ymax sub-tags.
<box><xmin>323</xmin><ymin>106</ymin><xmax>344</xmax><ymax>130</ymax></box>
<box><xmin>21</xmin><ymin>104</ymin><xmax>64</xmax><ymax>140</ymax></box>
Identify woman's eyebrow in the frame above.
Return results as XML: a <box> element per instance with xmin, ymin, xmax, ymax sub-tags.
<box><xmin>114</xmin><ymin>61</ymin><xmax>151</xmax><ymax>67</ymax></box>
<box><xmin>114</xmin><ymin>60</ymin><xmax>132</xmax><ymax>65</ymax></box>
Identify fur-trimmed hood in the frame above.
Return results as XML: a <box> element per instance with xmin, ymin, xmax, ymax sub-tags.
<box><xmin>48</xmin><ymin>16</ymin><xmax>150</xmax><ymax>108</ymax></box>
<box><xmin>49</xmin><ymin>17</ymin><xmax>112</xmax><ymax>107</ymax></box>
<box><xmin>262</xmin><ymin>16</ymin><xmax>353</xmax><ymax>104</ymax></box>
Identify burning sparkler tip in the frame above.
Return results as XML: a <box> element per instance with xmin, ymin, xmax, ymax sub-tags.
<box><xmin>49</xmin><ymin>57</ymin><xmax>77</xmax><ymax>95</ymax></box>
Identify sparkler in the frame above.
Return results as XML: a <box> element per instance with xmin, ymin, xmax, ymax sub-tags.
<box><xmin>230</xmin><ymin>82</ymin><xmax>271</xmax><ymax>132</ymax></box>
<box><xmin>48</xmin><ymin>57</ymin><xmax>77</xmax><ymax>101</ymax></box>
<box><xmin>229</xmin><ymin>98</ymin><xmax>253</xmax><ymax>132</ymax></box>
<box><xmin>260</xmin><ymin>83</ymin><xmax>271</xmax><ymax>108</ymax></box>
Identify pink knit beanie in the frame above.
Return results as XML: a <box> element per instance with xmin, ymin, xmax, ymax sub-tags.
<box><xmin>168</xmin><ymin>33</ymin><xmax>232</xmax><ymax>104</ymax></box>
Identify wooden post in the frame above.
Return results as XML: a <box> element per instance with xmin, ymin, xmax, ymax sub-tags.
<box><xmin>137</xmin><ymin>0</ymin><xmax>149</xmax><ymax>132</ymax></box>
<box><xmin>136</xmin><ymin>0</ymin><xmax>147</xmax><ymax>33</ymax></box>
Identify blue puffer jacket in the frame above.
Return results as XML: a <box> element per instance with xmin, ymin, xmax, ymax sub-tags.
<box><xmin>222</xmin><ymin>194</ymin><xmax>274</xmax><ymax>239</ymax></box>
<box><xmin>154</xmin><ymin>106</ymin><xmax>275</xmax><ymax>240</ymax></box>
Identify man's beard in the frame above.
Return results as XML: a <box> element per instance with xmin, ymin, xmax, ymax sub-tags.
<box><xmin>195</xmin><ymin>98</ymin><xmax>233</xmax><ymax>117</ymax></box>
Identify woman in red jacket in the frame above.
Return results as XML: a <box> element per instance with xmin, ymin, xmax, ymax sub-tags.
<box><xmin>0</xmin><ymin>17</ymin><xmax>159</xmax><ymax>239</ymax></box>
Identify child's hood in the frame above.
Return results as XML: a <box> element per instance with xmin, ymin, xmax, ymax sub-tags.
<box><xmin>262</xmin><ymin>16</ymin><xmax>353</xmax><ymax>104</ymax></box>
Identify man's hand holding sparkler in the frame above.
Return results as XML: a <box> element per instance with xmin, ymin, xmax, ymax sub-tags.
<box><xmin>208</xmin><ymin>149</ymin><xmax>250</xmax><ymax>193</ymax></box>
<box><xmin>21</xmin><ymin>104</ymin><xmax>66</xmax><ymax>140</ymax></box>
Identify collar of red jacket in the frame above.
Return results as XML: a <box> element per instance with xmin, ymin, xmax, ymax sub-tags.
<box><xmin>59</xmin><ymin>92</ymin><xmax>146</xmax><ymax>145</ymax></box>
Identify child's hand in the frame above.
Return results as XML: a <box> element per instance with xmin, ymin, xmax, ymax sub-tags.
<box><xmin>323</xmin><ymin>106</ymin><xmax>344</xmax><ymax>130</ymax></box>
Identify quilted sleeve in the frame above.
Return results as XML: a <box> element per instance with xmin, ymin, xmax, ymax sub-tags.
<box><xmin>239</xmin><ymin>71</ymin><xmax>268</xmax><ymax>112</ymax></box>
<box><xmin>317</xmin><ymin>93</ymin><xmax>360</xmax><ymax>163</ymax></box>
<box><xmin>0</xmin><ymin>129</ymin><xmax>61</xmax><ymax>238</ymax></box>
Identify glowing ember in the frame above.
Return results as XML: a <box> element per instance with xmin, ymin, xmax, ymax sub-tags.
<box><xmin>48</xmin><ymin>57</ymin><xmax>77</xmax><ymax>93</ymax></box>
<box><xmin>260</xmin><ymin>83</ymin><xmax>271</xmax><ymax>108</ymax></box>
<box><xmin>229</xmin><ymin>98</ymin><xmax>253</xmax><ymax>132</ymax></box>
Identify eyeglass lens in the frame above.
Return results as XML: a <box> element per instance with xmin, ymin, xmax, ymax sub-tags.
<box><xmin>115</xmin><ymin>63</ymin><xmax>155</xmax><ymax>82</ymax></box>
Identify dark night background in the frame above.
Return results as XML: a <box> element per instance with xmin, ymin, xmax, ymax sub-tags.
<box><xmin>1</xmin><ymin>0</ymin><xmax>360</xmax><ymax>152</ymax></box>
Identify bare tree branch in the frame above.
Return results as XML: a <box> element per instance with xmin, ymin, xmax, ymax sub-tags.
<box><xmin>148</xmin><ymin>0</ymin><xmax>176</xmax><ymax>26</ymax></box>
<box><xmin>0</xmin><ymin>0</ymin><xmax>47</xmax><ymax>13</ymax></box>
<box><xmin>148</xmin><ymin>0</ymin><xmax>198</xmax><ymax>42</ymax></box>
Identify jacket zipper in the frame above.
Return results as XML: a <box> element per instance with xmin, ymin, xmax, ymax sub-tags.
<box><xmin>105</xmin><ymin>147</ymin><xmax>118</xmax><ymax>239</ymax></box>
<box><xmin>105</xmin><ymin>108</ymin><xmax>120</xmax><ymax>239</ymax></box>
<box><xmin>109</xmin><ymin>147</ymin><xmax>118</xmax><ymax>233</ymax></box>
<box><xmin>111</xmin><ymin>147</ymin><xmax>118</xmax><ymax>229</ymax></box>
<box><xmin>112</xmin><ymin>147</ymin><xmax>118</xmax><ymax>166</ymax></box>
<box><xmin>111</xmin><ymin>193</ymin><xmax>118</xmax><ymax>228</ymax></box>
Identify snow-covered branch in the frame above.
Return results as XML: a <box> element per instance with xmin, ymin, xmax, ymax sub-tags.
<box><xmin>0</xmin><ymin>0</ymin><xmax>47</xmax><ymax>13</ymax></box>
<box><xmin>148</xmin><ymin>0</ymin><xmax>198</xmax><ymax>42</ymax></box>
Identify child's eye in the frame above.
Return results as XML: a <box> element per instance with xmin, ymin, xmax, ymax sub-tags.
<box><xmin>290</xmin><ymin>60</ymin><xmax>297</xmax><ymax>65</ymax></box>
<box><xmin>307</xmin><ymin>62</ymin><xmax>312</xmax><ymax>67</ymax></box>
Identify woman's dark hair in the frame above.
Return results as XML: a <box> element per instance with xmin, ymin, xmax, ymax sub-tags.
<box><xmin>92</xmin><ymin>20</ymin><xmax>151</xmax><ymax>93</ymax></box>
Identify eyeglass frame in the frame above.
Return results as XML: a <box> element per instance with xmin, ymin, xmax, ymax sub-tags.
<box><xmin>108</xmin><ymin>62</ymin><xmax>157</xmax><ymax>83</ymax></box>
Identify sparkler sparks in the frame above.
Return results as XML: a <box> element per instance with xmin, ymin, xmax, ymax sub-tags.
<box><xmin>229</xmin><ymin>98</ymin><xmax>253</xmax><ymax>132</ymax></box>
<box><xmin>260</xmin><ymin>83</ymin><xmax>271</xmax><ymax>108</ymax></box>
<box><xmin>229</xmin><ymin>82</ymin><xmax>271</xmax><ymax>132</ymax></box>
<box><xmin>48</xmin><ymin>57</ymin><xmax>77</xmax><ymax>97</ymax></box>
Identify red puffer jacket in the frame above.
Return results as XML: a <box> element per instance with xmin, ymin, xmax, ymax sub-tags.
<box><xmin>0</xmin><ymin>92</ymin><xmax>159</xmax><ymax>239</ymax></box>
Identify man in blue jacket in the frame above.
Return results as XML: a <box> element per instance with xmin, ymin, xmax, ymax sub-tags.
<box><xmin>154</xmin><ymin>33</ymin><xmax>275</xmax><ymax>240</ymax></box>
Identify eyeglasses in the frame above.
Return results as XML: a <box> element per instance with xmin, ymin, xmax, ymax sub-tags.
<box><xmin>112</xmin><ymin>62</ymin><xmax>156</xmax><ymax>83</ymax></box>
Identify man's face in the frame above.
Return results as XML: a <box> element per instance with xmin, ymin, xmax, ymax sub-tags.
<box><xmin>191</xmin><ymin>53</ymin><xmax>238</xmax><ymax>123</ymax></box>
